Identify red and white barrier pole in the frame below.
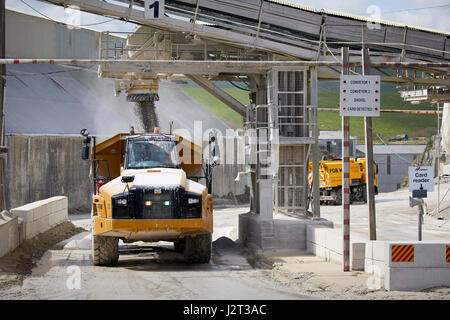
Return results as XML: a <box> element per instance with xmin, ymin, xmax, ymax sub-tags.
<box><xmin>341</xmin><ymin>47</ymin><xmax>351</xmax><ymax>272</ymax></box>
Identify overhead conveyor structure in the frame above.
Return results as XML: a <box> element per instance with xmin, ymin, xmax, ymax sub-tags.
<box><xmin>35</xmin><ymin>1</ymin><xmax>449</xmax><ymax>92</ymax></box>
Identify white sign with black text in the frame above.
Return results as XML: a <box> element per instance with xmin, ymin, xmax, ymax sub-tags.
<box><xmin>145</xmin><ymin>0</ymin><xmax>165</xmax><ymax>19</ymax></box>
<box><xmin>340</xmin><ymin>75</ymin><xmax>381</xmax><ymax>117</ymax></box>
<box><xmin>409</xmin><ymin>166</ymin><xmax>434</xmax><ymax>192</ymax></box>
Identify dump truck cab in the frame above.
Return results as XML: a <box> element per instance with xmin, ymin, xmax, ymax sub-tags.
<box><xmin>355</xmin><ymin>157</ymin><xmax>379</xmax><ymax>194</ymax></box>
<box><xmin>83</xmin><ymin>131</ymin><xmax>214</xmax><ymax>266</ymax></box>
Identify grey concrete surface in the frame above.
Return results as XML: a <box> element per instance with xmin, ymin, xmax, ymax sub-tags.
<box><xmin>239</xmin><ymin>212</ymin><xmax>333</xmax><ymax>251</ymax></box>
<box><xmin>319</xmin><ymin>182</ymin><xmax>450</xmax><ymax>241</ymax></box>
<box><xmin>5</xmin><ymin>135</ymin><xmax>92</xmax><ymax>211</ymax></box>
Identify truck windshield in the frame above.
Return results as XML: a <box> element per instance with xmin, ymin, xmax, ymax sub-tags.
<box><xmin>125</xmin><ymin>139</ymin><xmax>180</xmax><ymax>169</ymax></box>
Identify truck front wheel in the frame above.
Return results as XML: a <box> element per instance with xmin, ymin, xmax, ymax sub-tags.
<box><xmin>92</xmin><ymin>234</ymin><xmax>119</xmax><ymax>266</ymax></box>
<box><xmin>183</xmin><ymin>233</ymin><xmax>212</xmax><ymax>264</ymax></box>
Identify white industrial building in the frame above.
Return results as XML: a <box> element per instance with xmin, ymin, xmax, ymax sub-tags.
<box><xmin>318</xmin><ymin>130</ymin><xmax>357</xmax><ymax>158</ymax></box>
<box><xmin>356</xmin><ymin>144</ymin><xmax>427</xmax><ymax>193</ymax></box>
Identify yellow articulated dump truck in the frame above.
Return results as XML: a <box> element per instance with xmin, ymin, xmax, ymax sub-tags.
<box><xmin>80</xmin><ymin>129</ymin><xmax>215</xmax><ymax>266</ymax></box>
<box><xmin>308</xmin><ymin>158</ymin><xmax>378</xmax><ymax>205</ymax></box>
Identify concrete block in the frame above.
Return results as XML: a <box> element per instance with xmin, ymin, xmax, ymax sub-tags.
<box><xmin>385</xmin><ymin>267</ymin><xmax>450</xmax><ymax>291</ymax></box>
<box><xmin>0</xmin><ymin>211</ymin><xmax>20</xmax><ymax>258</ymax></box>
<box><xmin>51</xmin><ymin>199</ymin><xmax>59</xmax><ymax>212</ymax></box>
<box><xmin>352</xmin><ymin>243</ymin><xmax>365</xmax><ymax>260</ymax></box>
<box><xmin>18</xmin><ymin>218</ymin><xmax>25</xmax><ymax>244</ymax></box>
<box><xmin>61</xmin><ymin>208</ymin><xmax>68</xmax><ymax>220</ymax></box>
<box><xmin>38</xmin><ymin>215</ymin><xmax>50</xmax><ymax>233</ymax></box>
<box><xmin>50</xmin><ymin>213</ymin><xmax>59</xmax><ymax>227</ymax></box>
<box><xmin>306</xmin><ymin>224</ymin><xmax>366</xmax><ymax>267</ymax></box>
<box><xmin>11</xmin><ymin>208</ymin><xmax>34</xmax><ymax>223</ymax></box>
<box><xmin>31</xmin><ymin>220</ymin><xmax>40</xmax><ymax>238</ymax></box>
<box><xmin>32</xmin><ymin>205</ymin><xmax>45</xmax><ymax>220</ymax></box>
<box><xmin>365</xmin><ymin>240</ymin><xmax>386</xmax><ymax>261</ymax></box>
<box><xmin>352</xmin><ymin>259</ymin><xmax>365</xmax><ymax>271</ymax></box>
<box><xmin>365</xmin><ymin>259</ymin><xmax>385</xmax><ymax>275</ymax></box>
<box><xmin>55</xmin><ymin>198</ymin><xmax>64</xmax><ymax>211</ymax></box>
<box><xmin>352</xmin><ymin>243</ymin><xmax>366</xmax><ymax>271</ymax></box>
<box><xmin>57</xmin><ymin>209</ymin><xmax>68</xmax><ymax>222</ymax></box>
<box><xmin>385</xmin><ymin>241</ymin><xmax>450</xmax><ymax>268</ymax></box>
<box><xmin>52</xmin><ymin>211</ymin><xmax>65</xmax><ymax>225</ymax></box>
<box><xmin>25</xmin><ymin>222</ymin><xmax>33</xmax><ymax>240</ymax></box>
<box><xmin>61</xmin><ymin>196</ymin><xmax>68</xmax><ymax>211</ymax></box>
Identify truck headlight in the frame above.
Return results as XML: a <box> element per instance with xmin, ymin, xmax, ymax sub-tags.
<box><xmin>188</xmin><ymin>198</ymin><xmax>199</xmax><ymax>204</ymax></box>
<box><xmin>116</xmin><ymin>198</ymin><xmax>128</xmax><ymax>206</ymax></box>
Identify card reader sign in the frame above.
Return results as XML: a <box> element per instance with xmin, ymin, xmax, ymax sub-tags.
<box><xmin>340</xmin><ymin>75</ymin><xmax>380</xmax><ymax>117</ymax></box>
<box><xmin>409</xmin><ymin>166</ymin><xmax>434</xmax><ymax>192</ymax></box>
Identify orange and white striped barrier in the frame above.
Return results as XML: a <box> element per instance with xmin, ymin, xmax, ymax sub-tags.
<box><xmin>391</xmin><ymin>244</ymin><xmax>415</xmax><ymax>262</ymax></box>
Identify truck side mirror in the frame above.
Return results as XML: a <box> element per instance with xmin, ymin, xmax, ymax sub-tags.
<box><xmin>81</xmin><ymin>145</ymin><xmax>90</xmax><ymax>160</ymax></box>
<box><xmin>80</xmin><ymin>128</ymin><xmax>91</xmax><ymax>160</ymax></box>
<box><xmin>211</xmin><ymin>155</ymin><xmax>220</xmax><ymax>167</ymax></box>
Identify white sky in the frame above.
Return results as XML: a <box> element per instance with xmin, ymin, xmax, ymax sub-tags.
<box><xmin>5</xmin><ymin>0</ymin><xmax>450</xmax><ymax>33</ymax></box>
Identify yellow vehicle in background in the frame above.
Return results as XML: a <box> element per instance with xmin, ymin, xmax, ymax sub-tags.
<box><xmin>80</xmin><ymin>129</ymin><xmax>216</xmax><ymax>266</ymax></box>
<box><xmin>308</xmin><ymin>158</ymin><xmax>378</xmax><ymax>205</ymax></box>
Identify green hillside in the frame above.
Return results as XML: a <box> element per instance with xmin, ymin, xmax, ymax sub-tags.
<box><xmin>318</xmin><ymin>91</ymin><xmax>437</xmax><ymax>143</ymax></box>
<box><xmin>181</xmin><ymin>87</ymin><xmax>246</xmax><ymax>128</ymax></box>
<box><xmin>180</xmin><ymin>86</ymin><xmax>438</xmax><ymax>143</ymax></box>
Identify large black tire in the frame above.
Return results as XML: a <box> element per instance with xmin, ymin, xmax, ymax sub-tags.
<box><xmin>362</xmin><ymin>186</ymin><xmax>367</xmax><ymax>203</ymax></box>
<box><xmin>92</xmin><ymin>234</ymin><xmax>119</xmax><ymax>266</ymax></box>
<box><xmin>334</xmin><ymin>187</ymin><xmax>342</xmax><ymax>206</ymax></box>
<box><xmin>183</xmin><ymin>233</ymin><xmax>212</xmax><ymax>264</ymax></box>
<box><xmin>174</xmin><ymin>238</ymin><xmax>186</xmax><ymax>253</ymax></box>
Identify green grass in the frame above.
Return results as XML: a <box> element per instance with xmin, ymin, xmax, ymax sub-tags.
<box><xmin>318</xmin><ymin>90</ymin><xmax>438</xmax><ymax>143</ymax></box>
<box><xmin>181</xmin><ymin>87</ymin><xmax>439</xmax><ymax>142</ymax></box>
<box><xmin>181</xmin><ymin>87</ymin><xmax>248</xmax><ymax>128</ymax></box>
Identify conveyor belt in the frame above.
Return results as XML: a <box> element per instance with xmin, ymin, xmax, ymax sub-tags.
<box><xmin>38</xmin><ymin>0</ymin><xmax>449</xmax><ymax>62</ymax></box>
<box><xmin>110</xmin><ymin>0</ymin><xmax>450</xmax><ymax>61</ymax></box>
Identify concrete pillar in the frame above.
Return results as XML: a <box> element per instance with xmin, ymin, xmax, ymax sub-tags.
<box><xmin>258</xmin><ymin>179</ymin><xmax>273</xmax><ymax>220</ymax></box>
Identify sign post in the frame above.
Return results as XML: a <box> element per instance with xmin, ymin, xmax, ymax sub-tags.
<box><xmin>340</xmin><ymin>75</ymin><xmax>380</xmax><ymax>117</ymax></box>
<box><xmin>339</xmin><ymin>66</ymin><xmax>380</xmax><ymax>244</ymax></box>
<box><xmin>409</xmin><ymin>166</ymin><xmax>434</xmax><ymax>241</ymax></box>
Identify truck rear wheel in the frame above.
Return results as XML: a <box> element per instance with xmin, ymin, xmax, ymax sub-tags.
<box><xmin>92</xmin><ymin>234</ymin><xmax>119</xmax><ymax>266</ymax></box>
<box><xmin>183</xmin><ymin>233</ymin><xmax>212</xmax><ymax>264</ymax></box>
<box><xmin>334</xmin><ymin>187</ymin><xmax>342</xmax><ymax>205</ymax></box>
<box><xmin>174</xmin><ymin>238</ymin><xmax>186</xmax><ymax>253</ymax></box>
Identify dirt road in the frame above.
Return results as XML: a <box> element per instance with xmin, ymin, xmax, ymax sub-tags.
<box><xmin>0</xmin><ymin>207</ymin><xmax>310</xmax><ymax>300</ymax></box>
<box><xmin>1</xmin><ymin>185</ymin><xmax>449</xmax><ymax>300</ymax></box>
